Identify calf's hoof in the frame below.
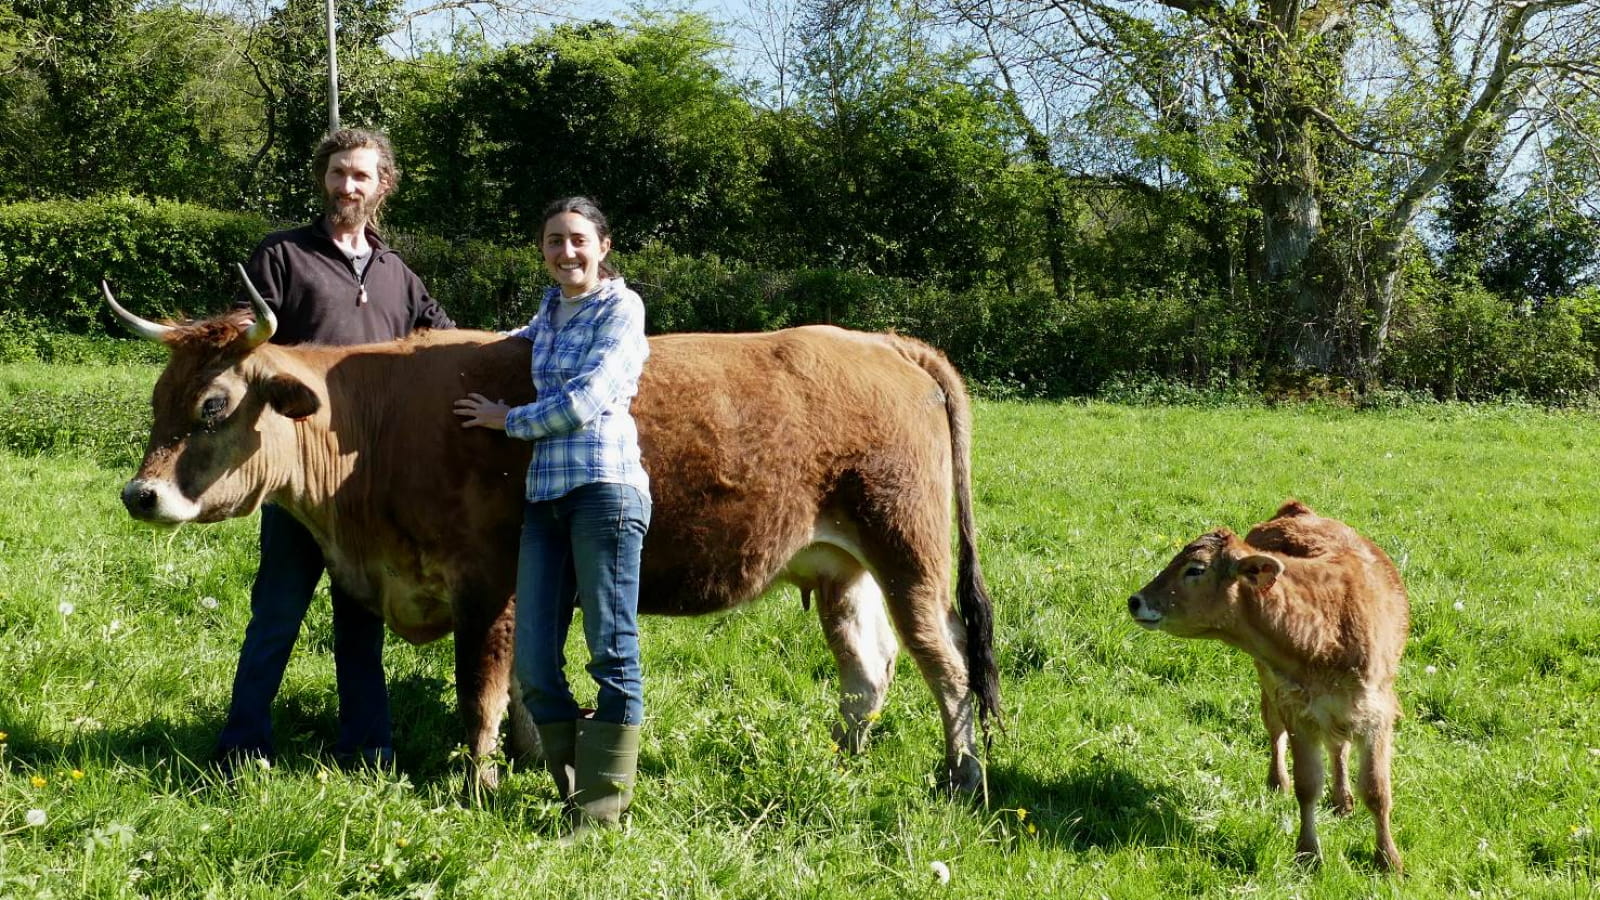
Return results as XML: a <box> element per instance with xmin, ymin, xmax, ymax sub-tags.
<box><xmin>1327</xmin><ymin>791</ymin><xmax>1355</xmax><ymax>816</ymax></box>
<box><xmin>1375</xmin><ymin>845</ymin><xmax>1404</xmax><ymax>875</ymax></box>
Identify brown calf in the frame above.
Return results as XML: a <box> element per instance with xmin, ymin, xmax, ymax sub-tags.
<box><xmin>1127</xmin><ymin>501</ymin><xmax>1408</xmax><ymax>873</ymax></box>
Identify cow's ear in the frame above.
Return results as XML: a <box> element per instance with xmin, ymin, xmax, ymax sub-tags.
<box><xmin>1234</xmin><ymin>554</ymin><xmax>1284</xmax><ymax>595</ymax></box>
<box><xmin>262</xmin><ymin>374</ymin><xmax>321</xmax><ymax>419</ymax></box>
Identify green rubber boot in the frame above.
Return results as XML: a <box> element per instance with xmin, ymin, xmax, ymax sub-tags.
<box><xmin>570</xmin><ymin>720</ymin><xmax>641</xmax><ymax>835</ymax></box>
<box><xmin>535</xmin><ymin>721</ymin><xmax>577</xmax><ymax>807</ymax></box>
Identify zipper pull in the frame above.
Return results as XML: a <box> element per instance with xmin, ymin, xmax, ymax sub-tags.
<box><xmin>358</xmin><ymin>284</ymin><xmax>368</xmax><ymax>305</ymax></box>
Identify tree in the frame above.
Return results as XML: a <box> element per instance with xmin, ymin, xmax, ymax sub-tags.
<box><xmin>928</xmin><ymin>0</ymin><xmax>1600</xmax><ymax>377</ymax></box>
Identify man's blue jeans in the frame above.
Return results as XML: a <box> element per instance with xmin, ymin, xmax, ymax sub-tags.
<box><xmin>217</xmin><ymin>504</ymin><xmax>392</xmax><ymax>761</ymax></box>
<box><xmin>515</xmin><ymin>483</ymin><xmax>651</xmax><ymax>726</ymax></box>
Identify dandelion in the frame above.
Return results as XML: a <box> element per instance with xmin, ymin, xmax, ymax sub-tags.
<box><xmin>24</xmin><ymin>809</ymin><xmax>46</xmax><ymax>828</ymax></box>
<box><xmin>1027</xmin><ymin>823</ymin><xmax>1037</xmax><ymax>835</ymax></box>
<box><xmin>70</xmin><ymin>769</ymin><xmax>84</xmax><ymax>781</ymax></box>
<box><xmin>30</xmin><ymin>775</ymin><xmax>46</xmax><ymax>789</ymax></box>
<box><xmin>1453</xmin><ymin>601</ymin><xmax>1465</xmax><ymax>612</ymax></box>
<box><xmin>58</xmin><ymin>601</ymin><xmax>75</xmax><ymax>616</ymax></box>
<box><xmin>1424</xmin><ymin>665</ymin><xmax>1438</xmax><ymax>675</ymax></box>
<box><xmin>929</xmin><ymin>860</ymin><xmax>951</xmax><ymax>885</ymax></box>
<box><xmin>1015</xmin><ymin>807</ymin><xmax>1028</xmax><ymax>822</ymax></box>
<box><xmin>0</xmin><ymin>731</ymin><xmax>8</xmax><ymax>742</ymax></box>
<box><xmin>200</xmin><ymin>596</ymin><xmax>219</xmax><ymax>610</ymax></box>
<box><xmin>396</xmin><ymin>837</ymin><xmax>410</xmax><ymax>848</ymax></box>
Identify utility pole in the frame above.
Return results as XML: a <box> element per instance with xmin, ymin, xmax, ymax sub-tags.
<box><xmin>325</xmin><ymin>0</ymin><xmax>340</xmax><ymax>133</ymax></box>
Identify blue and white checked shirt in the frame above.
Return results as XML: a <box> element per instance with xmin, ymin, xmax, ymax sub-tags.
<box><xmin>504</xmin><ymin>278</ymin><xmax>650</xmax><ymax>503</ymax></box>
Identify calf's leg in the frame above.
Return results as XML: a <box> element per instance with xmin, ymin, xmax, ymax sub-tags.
<box><xmin>1359</xmin><ymin>726</ymin><xmax>1403</xmax><ymax>874</ymax></box>
<box><xmin>1255</xmin><ymin>666</ymin><xmax>1289</xmax><ymax>793</ymax></box>
<box><xmin>1326</xmin><ymin>738</ymin><xmax>1354</xmax><ymax>815</ymax></box>
<box><xmin>1289</xmin><ymin>730</ymin><xmax>1325</xmax><ymax>867</ymax></box>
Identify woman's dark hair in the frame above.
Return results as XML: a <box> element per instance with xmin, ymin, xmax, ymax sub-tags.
<box><xmin>540</xmin><ymin>196</ymin><xmax>618</xmax><ymax>278</ymax></box>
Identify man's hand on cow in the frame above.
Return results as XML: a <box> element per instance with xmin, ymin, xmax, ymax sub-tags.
<box><xmin>453</xmin><ymin>393</ymin><xmax>510</xmax><ymax>430</ymax></box>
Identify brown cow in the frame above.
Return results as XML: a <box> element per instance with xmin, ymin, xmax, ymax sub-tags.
<box><xmin>1127</xmin><ymin>501</ymin><xmax>1408</xmax><ymax>873</ymax></box>
<box><xmin>104</xmin><ymin>276</ymin><xmax>1000</xmax><ymax>796</ymax></box>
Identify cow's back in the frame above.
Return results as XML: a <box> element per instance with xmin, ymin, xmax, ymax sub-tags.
<box><xmin>633</xmin><ymin>326</ymin><xmax>953</xmax><ymax>614</ymax></box>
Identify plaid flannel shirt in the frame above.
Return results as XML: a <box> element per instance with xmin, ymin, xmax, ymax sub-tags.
<box><xmin>504</xmin><ymin>278</ymin><xmax>650</xmax><ymax>503</ymax></box>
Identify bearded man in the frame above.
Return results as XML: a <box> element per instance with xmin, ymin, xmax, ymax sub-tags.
<box><xmin>216</xmin><ymin>128</ymin><xmax>455</xmax><ymax>772</ymax></box>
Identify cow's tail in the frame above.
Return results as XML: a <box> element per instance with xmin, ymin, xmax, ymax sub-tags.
<box><xmin>890</xmin><ymin>334</ymin><xmax>1003</xmax><ymax>746</ymax></box>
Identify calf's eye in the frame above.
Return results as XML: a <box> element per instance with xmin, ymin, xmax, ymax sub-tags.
<box><xmin>1183</xmin><ymin>565</ymin><xmax>1207</xmax><ymax>578</ymax></box>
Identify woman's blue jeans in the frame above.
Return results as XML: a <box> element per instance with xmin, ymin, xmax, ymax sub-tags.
<box><xmin>515</xmin><ymin>482</ymin><xmax>650</xmax><ymax>726</ymax></box>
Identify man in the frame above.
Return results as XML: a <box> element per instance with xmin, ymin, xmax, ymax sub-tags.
<box><xmin>217</xmin><ymin>128</ymin><xmax>454</xmax><ymax>771</ymax></box>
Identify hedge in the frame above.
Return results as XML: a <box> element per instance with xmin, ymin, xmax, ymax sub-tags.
<box><xmin>4</xmin><ymin>199</ymin><xmax>1596</xmax><ymax>401</ymax></box>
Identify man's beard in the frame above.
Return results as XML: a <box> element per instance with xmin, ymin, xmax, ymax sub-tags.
<box><xmin>325</xmin><ymin>191</ymin><xmax>382</xmax><ymax>230</ymax></box>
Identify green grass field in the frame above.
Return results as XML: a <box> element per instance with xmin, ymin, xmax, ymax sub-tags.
<box><xmin>1</xmin><ymin>362</ymin><xmax>1597</xmax><ymax>898</ymax></box>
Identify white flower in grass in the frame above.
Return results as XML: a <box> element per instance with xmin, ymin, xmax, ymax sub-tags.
<box><xmin>58</xmin><ymin>601</ymin><xmax>75</xmax><ymax>617</ymax></box>
<box><xmin>24</xmin><ymin>809</ymin><xmax>47</xmax><ymax>828</ymax></box>
<box><xmin>929</xmin><ymin>860</ymin><xmax>951</xmax><ymax>885</ymax></box>
<box><xmin>1453</xmin><ymin>601</ymin><xmax>1465</xmax><ymax>612</ymax></box>
<box><xmin>1424</xmin><ymin>665</ymin><xmax>1438</xmax><ymax>675</ymax></box>
<box><xmin>200</xmin><ymin>596</ymin><xmax>219</xmax><ymax>610</ymax></box>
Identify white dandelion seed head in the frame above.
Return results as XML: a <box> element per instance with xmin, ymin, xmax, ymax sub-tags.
<box><xmin>929</xmin><ymin>860</ymin><xmax>951</xmax><ymax>885</ymax></box>
<box><xmin>1453</xmin><ymin>601</ymin><xmax>1465</xmax><ymax>611</ymax></box>
<box><xmin>58</xmin><ymin>602</ymin><xmax>75</xmax><ymax>616</ymax></box>
<box><xmin>24</xmin><ymin>809</ymin><xmax>47</xmax><ymax>828</ymax></box>
<box><xmin>1425</xmin><ymin>665</ymin><xmax>1438</xmax><ymax>675</ymax></box>
<box><xmin>200</xmin><ymin>596</ymin><xmax>219</xmax><ymax>610</ymax></box>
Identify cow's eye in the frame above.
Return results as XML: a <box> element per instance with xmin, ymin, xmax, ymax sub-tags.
<box><xmin>200</xmin><ymin>396</ymin><xmax>228</xmax><ymax>423</ymax></box>
<box><xmin>1183</xmin><ymin>565</ymin><xmax>1207</xmax><ymax>578</ymax></box>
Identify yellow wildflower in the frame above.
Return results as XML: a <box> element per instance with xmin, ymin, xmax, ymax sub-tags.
<box><xmin>396</xmin><ymin>837</ymin><xmax>410</xmax><ymax>848</ymax></box>
<box><xmin>70</xmin><ymin>769</ymin><xmax>84</xmax><ymax>781</ymax></box>
<box><xmin>0</xmin><ymin>731</ymin><xmax>9</xmax><ymax>742</ymax></box>
<box><xmin>30</xmin><ymin>775</ymin><xmax>47</xmax><ymax>788</ymax></box>
<box><xmin>1015</xmin><ymin>807</ymin><xmax>1028</xmax><ymax>821</ymax></box>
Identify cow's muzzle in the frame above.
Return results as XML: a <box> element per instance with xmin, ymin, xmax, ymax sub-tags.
<box><xmin>121</xmin><ymin>478</ymin><xmax>200</xmax><ymax>524</ymax></box>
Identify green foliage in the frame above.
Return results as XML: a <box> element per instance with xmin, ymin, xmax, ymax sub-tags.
<box><xmin>0</xmin><ymin>0</ymin><xmax>245</xmax><ymax>204</ymax></box>
<box><xmin>386</xmin><ymin>232</ymin><xmax>545</xmax><ymax>331</ymax></box>
<box><xmin>394</xmin><ymin>14</ymin><xmax>763</xmax><ymax>254</ymax></box>
<box><xmin>1383</xmin><ymin>275</ymin><xmax>1600</xmax><ymax>401</ymax></box>
<box><xmin>0</xmin><ymin>197</ymin><xmax>269</xmax><ymax>330</ymax></box>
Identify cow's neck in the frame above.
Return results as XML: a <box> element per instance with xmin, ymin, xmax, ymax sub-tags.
<box><xmin>258</xmin><ymin>345</ymin><xmax>378</xmax><ymax>535</ymax></box>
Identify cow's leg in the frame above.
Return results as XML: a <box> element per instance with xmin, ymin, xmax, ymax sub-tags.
<box><xmin>1359</xmin><ymin>723</ymin><xmax>1403</xmax><ymax>874</ymax></box>
<box><xmin>1289</xmin><ymin>729</ymin><xmax>1325</xmax><ymax>867</ymax></box>
<box><xmin>1326</xmin><ymin>737</ymin><xmax>1354</xmax><ymax>815</ymax></box>
<box><xmin>872</xmin><ymin>558</ymin><xmax>982</xmax><ymax>795</ymax></box>
<box><xmin>453</xmin><ymin>593</ymin><xmax>516</xmax><ymax>800</ymax></box>
<box><xmin>1255</xmin><ymin>664</ymin><xmax>1289</xmax><ymax>794</ymax></box>
<box><xmin>814</xmin><ymin>570</ymin><xmax>899</xmax><ymax>754</ymax></box>
<box><xmin>505</xmin><ymin>668</ymin><xmax>542</xmax><ymax>762</ymax></box>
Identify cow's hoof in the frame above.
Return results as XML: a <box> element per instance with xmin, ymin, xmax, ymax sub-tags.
<box><xmin>1327</xmin><ymin>791</ymin><xmax>1355</xmax><ymax>816</ymax></box>
<box><xmin>831</xmin><ymin>719</ymin><xmax>873</xmax><ymax>755</ymax></box>
<box><xmin>462</xmin><ymin>761</ymin><xmax>501</xmax><ymax>805</ymax></box>
<box><xmin>940</xmin><ymin>752</ymin><xmax>985</xmax><ymax>798</ymax></box>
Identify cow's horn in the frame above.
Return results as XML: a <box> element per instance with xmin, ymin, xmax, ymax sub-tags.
<box><xmin>101</xmin><ymin>280</ymin><xmax>173</xmax><ymax>342</ymax></box>
<box><xmin>236</xmin><ymin>263</ymin><xmax>277</xmax><ymax>347</ymax></box>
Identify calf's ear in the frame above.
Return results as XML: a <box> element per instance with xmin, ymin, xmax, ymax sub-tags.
<box><xmin>1234</xmin><ymin>554</ymin><xmax>1284</xmax><ymax>595</ymax></box>
<box><xmin>261</xmin><ymin>373</ymin><xmax>321</xmax><ymax>420</ymax></box>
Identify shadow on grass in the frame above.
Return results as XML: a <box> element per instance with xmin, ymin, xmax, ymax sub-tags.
<box><xmin>0</xmin><ymin>672</ymin><xmax>482</xmax><ymax>790</ymax></box>
<box><xmin>986</xmin><ymin>757</ymin><xmax>1196</xmax><ymax>853</ymax></box>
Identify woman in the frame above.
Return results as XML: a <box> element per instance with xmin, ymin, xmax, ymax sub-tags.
<box><xmin>454</xmin><ymin>196</ymin><xmax>651</xmax><ymax>832</ymax></box>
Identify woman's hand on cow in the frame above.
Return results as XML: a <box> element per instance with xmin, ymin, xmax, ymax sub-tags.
<box><xmin>453</xmin><ymin>393</ymin><xmax>510</xmax><ymax>431</ymax></box>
